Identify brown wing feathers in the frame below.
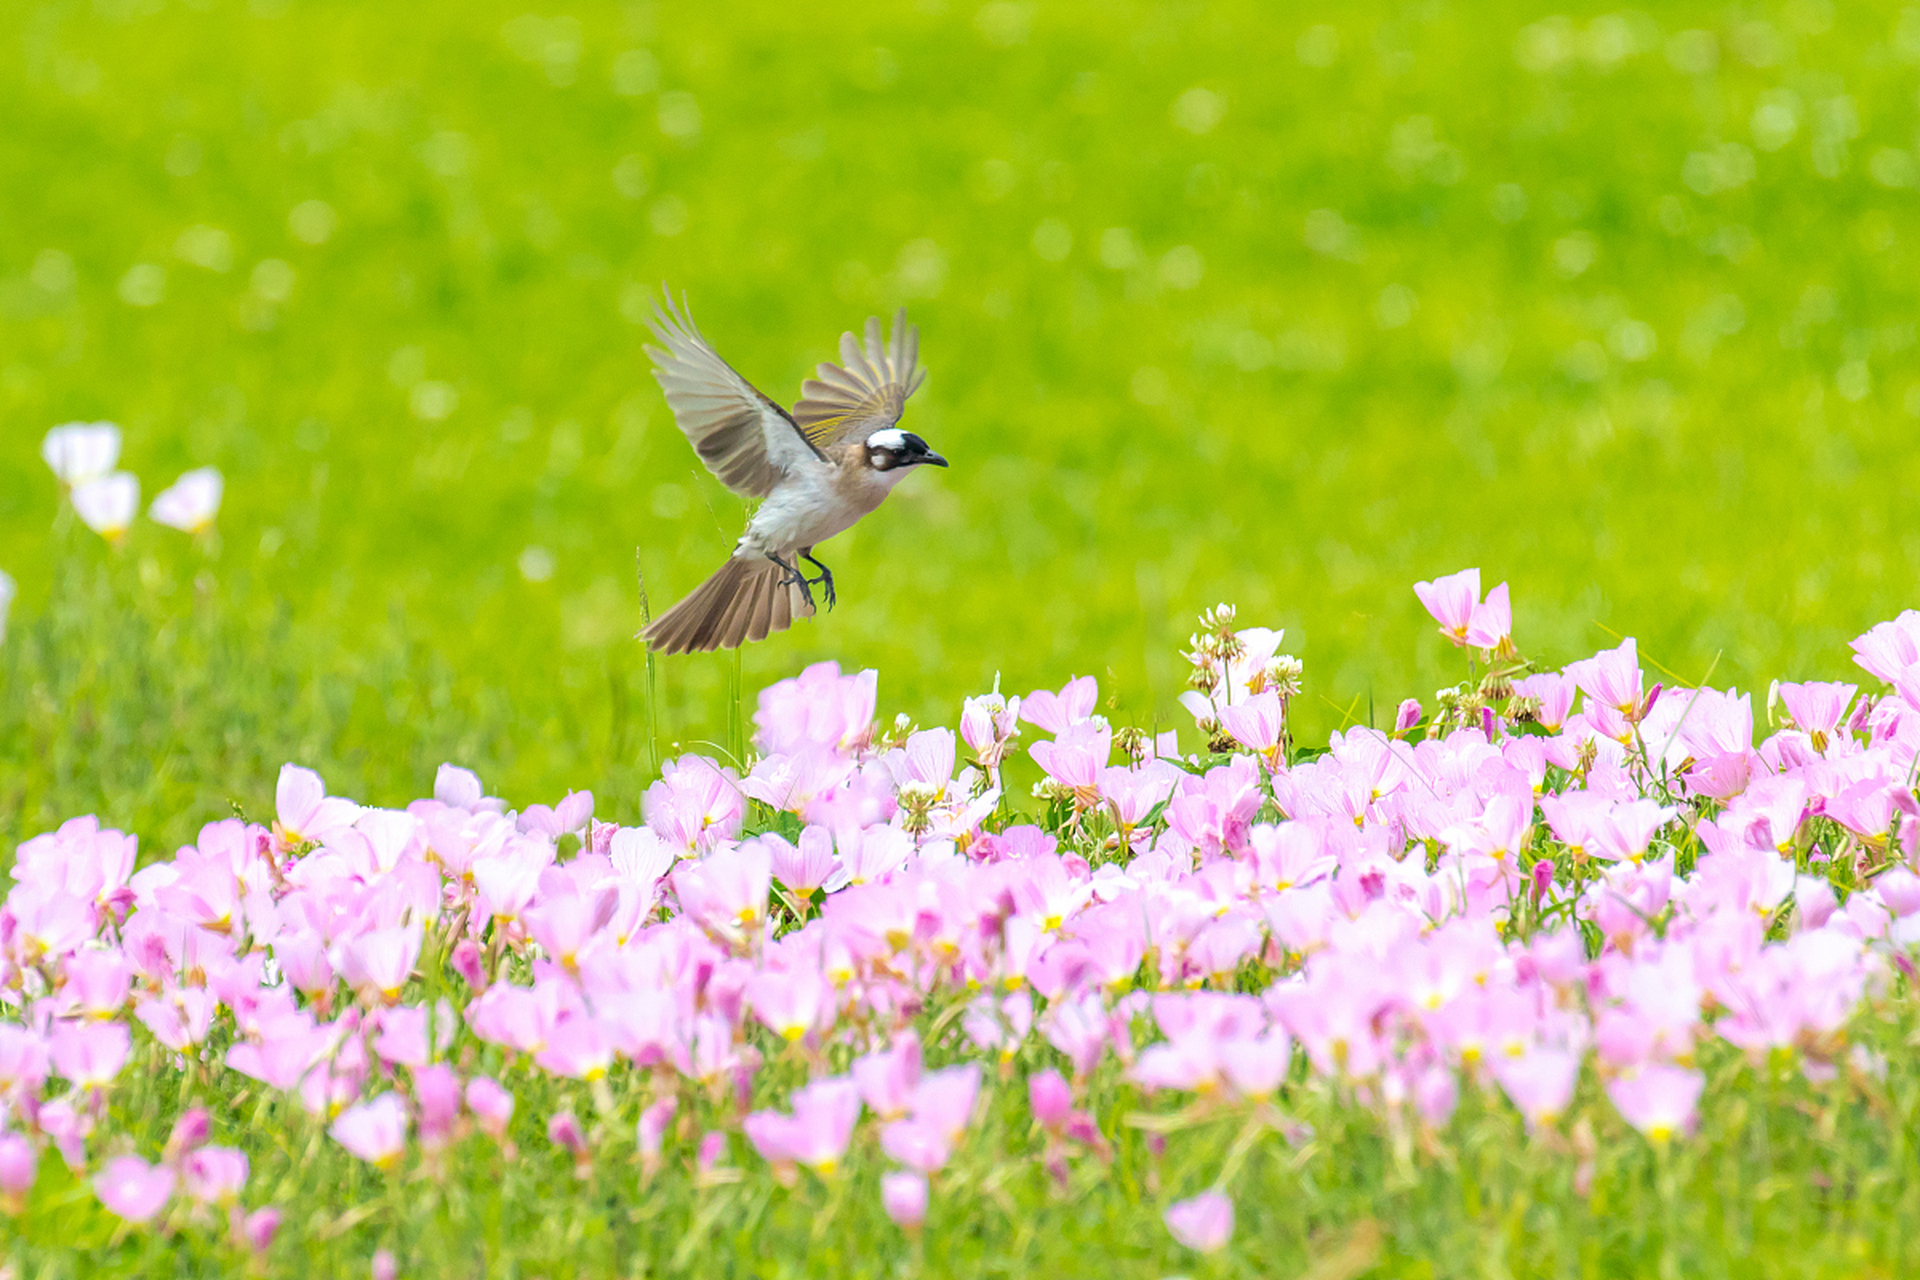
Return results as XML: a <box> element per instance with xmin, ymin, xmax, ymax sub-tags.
<box><xmin>793</xmin><ymin>309</ymin><xmax>926</xmax><ymax>447</ymax></box>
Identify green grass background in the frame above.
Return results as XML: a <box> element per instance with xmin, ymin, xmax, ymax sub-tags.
<box><xmin>5</xmin><ymin>0</ymin><xmax>1920</xmax><ymax>851</ymax></box>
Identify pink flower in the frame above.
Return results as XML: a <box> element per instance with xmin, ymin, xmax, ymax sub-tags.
<box><xmin>1163</xmin><ymin>1190</ymin><xmax>1234</xmax><ymax>1253</ymax></box>
<box><xmin>753</xmin><ymin>661</ymin><xmax>878</xmax><ymax>756</ymax></box>
<box><xmin>518</xmin><ymin>789</ymin><xmax>594</xmax><ymax>838</ymax></box>
<box><xmin>1492</xmin><ymin>1051</ymin><xmax>1579</xmax><ymax>1128</ymax></box>
<box><xmin>0</xmin><ymin>1132</ymin><xmax>37</xmax><ymax>1203</ymax></box>
<box><xmin>48</xmin><ymin>1020</ymin><xmax>130</xmax><ymax>1089</ymax></box>
<box><xmin>1029</xmin><ymin>721</ymin><xmax>1112</xmax><ymax>792</ymax></box>
<box><xmin>881</xmin><ymin>1171</ymin><xmax>928</xmax><ymax>1229</ymax></box>
<box><xmin>742</xmin><ymin>1076</ymin><xmax>862</xmax><ymax>1173</ymax></box>
<box><xmin>181</xmin><ymin>1147</ymin><xmax>249</xmax><ymax>1204</ymax></box>
<box><xmin>235</xmin><ymin>1206</ymin><xmax>281</xmax><ymax>1253</ymax></box>
<box><xmin>747</xmin><ymin>964</ymin><xmax>832</xmax><ymax>1043</ymax></box>
<box><xmin>1572</xmin><ymin>639</ymin><xmax>1645</xmax><ymax>719</ymax></box>
<box><xmin>466</xmin><ymin>1076</ymin><xmax>515</xmax><ymax>1140</ymax></box>
<box><xmin>1029</xmin><ymin>1069</ymin><xmax>1073</xmax><ymax>1129</ymax></box>
<box><xmin>149</xmin><ymin>467</ymin><xmax>224</xmax><ymax>534</ymax></box>
<box><xmin>42</xmin><ymin>421</ymin><xmax>121</xmax><ymax>488</ymax></box>
<box><xmin>548</xmin><ymin>1110</ymin><xmax>589</xmax><ymax>1157</ymax></box>
<box><xmin>533</xmin><ymin>1016</ymin><xmax>615</xmax><ymax>1081</ymax></box>
<box><xmin>1413</xmin><ymin>568</ymin><xmax>1480</xmax><ymax>645</ymax></box>
<box><xmin>71</xmin><ymin>472</ymin><xmax>139</xmax><ymax>542</ymax></box>
<box><xmin>768</xmin><ymin>827</ymin><xmax>837</xmax><ymax>896</ymax></box>
<box><xmin>1217</xmin><ymin>690</ymin><xmax>1286</xmax><ymax>768</ymax></box>
<box><xmin>645</xmin><ymin>756</ymin><xmax>746</xmax><ymax>852</ymax></box>
<box><xmin>1021</xmin><ymin>675</ymin><xmax>1098</xmax><ymax>734</ymax></box>
<box><xmin>960</xmin><ymin>691</ymin><xmax>1022</xmax><ymax>767</ymax></box>
<box><xmin>62</xmin><ymin>948</ymin><xmax>132</xmax><ymax>1017</ymax></box>
<box><xmin>671</xmin><ymin>842</ymin><xmax>771</xmax><ymax>943</ymax></box>
<box><xmin>1393</xmin><ymin>698</ymin><xmax>1422</xmax><ymax>733</ymax></box>
<box><xmin>330</xmin><ymin>1093</ymin><xmax>410</xmax><ymax>1168</ymax></box>
<box><xmin>336</xmin><ymin>922</ymin><xmax>422</xmax><ymax>1004</ymax></box>
<box><xmin>414</xmin><ymin>1063</ymin><xmax>463</xmax><ymax>1148</ymax></box>
<box><xmin>1776</xmin><ymin>681</ymin><xmax>1854</xmax><ymax>752</ymax></box>
<box><xmin>274</xmin><ymin>763</ymin><xmax>361</xmax><ymax>848</ymax></box>
<box><xmin>1465</xmin><ymin>581</ymin><xmax>1512</xmax><ymax>650</ymax></box>
<box><xmin>637</xmin><ymin>1096</ymin><xmax>678</xmax><ymax>1165</ymax></box>
<box><xmin>372</xmin><ymin>1249</ymin><xmax>399</xmax><ymax>1280</ymax></box>
<box><xmin>92</xmin><ymin>1154</ymin><xmax>175</xmax><ymax>1223</ymax></box>
<box><xmin>1606</xmin><ymin>1064</ymin><xmax>1703</xmax><ymax>1143</ymax></box>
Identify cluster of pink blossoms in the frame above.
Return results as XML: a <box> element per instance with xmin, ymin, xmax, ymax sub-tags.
<box><xmin>4</xmin><ymin>572</ymin><xmax>1920</xmax><ymax>1257</ymax></box>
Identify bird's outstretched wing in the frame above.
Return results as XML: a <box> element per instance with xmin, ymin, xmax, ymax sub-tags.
<box><xmin>645</xmin><ymin>289</ymin><xmax>827</xmax><ymax>498</ymax></box>
<box><xmin>792</xmin><ymin>309</ymin><xmax>928</xmax><ymax>449</ymax></box>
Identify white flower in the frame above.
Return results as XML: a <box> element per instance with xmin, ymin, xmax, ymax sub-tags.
<box><xmin>42</xmin><ymin>422</ymin><xmax>122</xmax><ymax>489</ymax></box>
<box><xmin>71</xmin><ymin>472</ymin><xmax>140</xmax><ymax>542</ymax></box>
<box><xmin>0</xmin><ymin>569</ymin><xmax>15</xmax><ymax>645</ymax></box>
<box><xmin>150</xmin><ymin>467</ymin><xmax>224</xmax><ymax>534</ymax></box>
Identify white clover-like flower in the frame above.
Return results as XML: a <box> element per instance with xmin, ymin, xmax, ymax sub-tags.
<box><xmin>72</xmin><ymin>472</ymin><xmax>140</xmax><ymax>542</ymax></box>
<box><xmin>150</xmin><ymin>467</ymin><xmax>224</xmax><ymax>534</ymax></box>
<box><xmin>42</xmin><ymin>422</ymin><xmax>122</xmax><ymax>489</ymax></box>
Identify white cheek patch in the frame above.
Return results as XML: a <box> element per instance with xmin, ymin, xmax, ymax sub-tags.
<box><xmin>865</xmin><ymin>427</ymin><xmax>908</xmax><ymax>451</ymax></box>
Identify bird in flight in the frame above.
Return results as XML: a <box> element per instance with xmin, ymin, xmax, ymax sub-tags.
<box><xmin>639</xmin><ymin>290</ymin><xmax>946</xmax><ymax>654</ymax></box>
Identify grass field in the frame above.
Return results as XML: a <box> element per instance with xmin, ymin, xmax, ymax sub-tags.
<box><xmin>6</xmin><ymin>1</ymin><xmax>1920</xmax><ymax>852</ymax></box>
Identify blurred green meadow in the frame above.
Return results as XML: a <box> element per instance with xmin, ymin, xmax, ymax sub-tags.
<box><xmin>6</xmin><ymin>0</ymin><xmax>1920</xmax><ymax>852</ymax></box>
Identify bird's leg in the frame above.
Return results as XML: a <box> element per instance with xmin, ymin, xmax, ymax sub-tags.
<box><xmin>765</xmin><ymin>552</ymin><xmax>816</xmax><ymax>610</ymax></box>
<box><xmin>799</xmin><ymin>548</ymin><xmax>836</xmax><ymax>610</ymax></box>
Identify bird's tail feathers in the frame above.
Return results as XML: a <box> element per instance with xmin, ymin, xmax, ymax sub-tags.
<box><xmin>641</xmin><ymin>555</ymin><xmax>816</xmax><ymax>654</ymax></box>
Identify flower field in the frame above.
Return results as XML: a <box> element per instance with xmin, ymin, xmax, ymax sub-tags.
<box><xmin>9</xmin><ymin>2</ymin><xmax>1920</xmax><ymax>1274</ymax></box>
<box><xmin>5</xmin><ymin>490</ymin><xmax>1920</xmax><ymax>1274</ymax></box>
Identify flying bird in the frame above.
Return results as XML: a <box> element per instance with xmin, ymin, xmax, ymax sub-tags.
<box><xmin>639</xmin><ymin>290</ymin><xmax>946</xmax><ymax>654</ymax></box>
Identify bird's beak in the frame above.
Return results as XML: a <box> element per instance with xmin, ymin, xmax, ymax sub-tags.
<box><xmin>921</xmin><ymin>451</ymin><xmax>948</xmax><ymax>468</ymax></box>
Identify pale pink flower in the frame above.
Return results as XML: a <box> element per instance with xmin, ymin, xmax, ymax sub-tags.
<box><xmin>274</xmin><ymin>763</ymin><xmax>361</xmax><ymax>847</ymax></box>
<box><xmin>1413</xmin><ymin>568</ymin><xmax>1479</xmax><ymax>645</ymax></box>
<box><xmin>372</xmin><ymin>1249</ymin><xmax>398</xmax><ymax>1280</ymax></box>
<box><xmin>754</xmin><ymin>661</ymin><xmax>878</xmax><ymax>756</ymax></box>
<box><xmin>1572</xmin><ymin>639</ymin><xmax>1645</xmax><ymax>719</ymax></box>
<box><xmin>644</xmin><ymin>756</ymin><xmax>745</xmax><ymax>852</ymax></box>
<box><xmin>93</xmin><ymin>1155</ymin><xmax>174</xmax><ymax>1223</ymax></box>
<box><xmin>1217</xmin><ymin>689</ymin><xmax>1286</xmax><ymax>768</ymax></box>
<box><xmin>1164</xmin><ymin>1190</ymin><xmax>1234</xmax><ymax>1253</ymax></box>
<box><xmin>547</xmin><ymin>1110</ymin><xmax>588</xmax><ymax>1157</ymax></box>
<box><xmin>881</xmin><ymin>1170</ymin><xmax>928</xmax><ymax>1228</ymax></box>
<box><xmin>236</xmin><ymin>1206</ymin><xmax>281</xmax><ymax>1252</ymax></box>
<box><xmin>181</xmin><ymin>1147</ymin><xmax>249</xmax><ymax>1204</ymax></box>
<box><xmin>671</xmin><ymin>841</ymin><xmax>772</xmax><ymax>943</ymax></box>
<box><xmin>1028</xmin><ymin>1069</ymin><xmax>1073</xmax><ymax>1129</ymax></box>
<box><xmin>742</xmin><ymin>1076</ymin><xmax>862</xmax><ymax>1173</ymax></box>
<box><xmin>1021</xmin><ymin>675</ymin><xmax>1098</xmax><ymax>734</ymax></box>
<box><xmin>466</xmin><ymin>1076</ymin><xmax>515</xmax><ymax>1140</ymax></box>
<box><xmin>609</xmin><ymin>825</ymin><xmax>678</xmax><ymax>884</ymax></box>
<box><xmin>1030</xmin><ymin>720</ymin><xmax>1111</xmax><ymax>792</ymax></box>
<box><xmin>1492</xmin><ymin>1051</ymin><xmax>1580</xmax><ymax>1127</ymax></box>
<box><xmin>768</xmin><ymin>827</ymin><xmax>837</xmax><ymax>895</ymax></box>
<box><xmin>330</xmin><ymin>1093</ymin><xmax>410</xmax><ymax>1167</ymax></box>
<box><xmin>149</xmin><ymin>467</ymin><xmax>223</xmax><ymax>534</ymax></box>
<box><xmin>71</xmin><ymin>472</ymin><xmax>139</xmax><ymax>542</ymax></box>
<box><xmin>1606</xmin><ymin>1064</ymin><xmax>1703</xmax><ymax>1143</ymax></box>
<box><xmin>960</xmin><ymin>691</ymin><xmax>1022</xmax><ymax>767</ymax></box>
<box><xmin>48</xmin><ymin>1020</ymin><xmax>130</xmax><ymax>1089</ymax></box>
<box><xmin>0</xmin><ymin>1132</ymin><xmax>37</xmax><ymax>1202</ymax></box>
<box><xmin>42</xmin><ymin>422</ymin><xmax>121</xmax><ymax>488</ymax></box>
<box><xmin>1776</xmin><ymin>681</ymin><xmax>1855</xmax><ymax>752</ymax></box>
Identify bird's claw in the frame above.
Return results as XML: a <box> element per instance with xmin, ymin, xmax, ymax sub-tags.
<box><xmin>767</xmin><ymin>553</ymin><xmax>816</xmax><ymax>610</ymax></box>
<box><xmin>800</xmin><ymin>553</ymin><xmax>836</xmax><ymax>611</ymax></box>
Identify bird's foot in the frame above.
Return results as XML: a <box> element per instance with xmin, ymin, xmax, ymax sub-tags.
<box><xmin>800</xmin><ymin>552</ymin><xmax>837</xmax><ymax>611</ymax></box>
<box><xmin>766</xmin><ymin>552</ymin><xmax>816</xmax><ymax>610</ymax></box>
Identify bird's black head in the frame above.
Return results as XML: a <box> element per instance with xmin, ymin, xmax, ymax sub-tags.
<box><xmin>863</xmin><ymin>428</ymin><xmax>948</xmax><ymax>472</ymax></box>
